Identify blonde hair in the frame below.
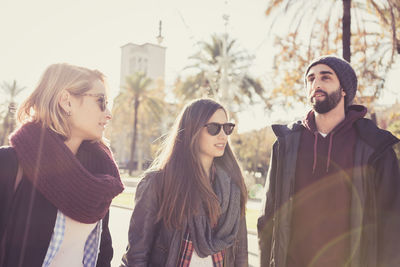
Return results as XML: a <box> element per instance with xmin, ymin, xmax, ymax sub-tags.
<box><xmin>18</xmin><ymin>63</ymin><xmax>105</xmax><ymax>139</ymax></box>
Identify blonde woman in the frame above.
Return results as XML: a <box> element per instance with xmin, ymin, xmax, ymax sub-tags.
<box><xmin>0</xmin><ymin>63</ymin><xmax>124</xmax><ymax>267</ymax></box>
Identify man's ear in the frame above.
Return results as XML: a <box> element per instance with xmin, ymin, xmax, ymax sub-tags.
<box><xmin>59</xmin><ymin>90</ymin><xmax>71</xmax><ymax>113</ymax></box>
<box><xmin>341</xmin><ymin>88</ymin><xmax>346</xmax><ymax>96</ymax></box>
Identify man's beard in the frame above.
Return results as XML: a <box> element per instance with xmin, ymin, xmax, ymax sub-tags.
<box><xmin>311</xmin><ymin>87</ymin><xmax>342</xmax><ymax>114</ymax></box>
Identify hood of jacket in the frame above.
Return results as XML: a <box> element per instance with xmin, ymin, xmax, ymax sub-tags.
<box><xmin>272</xmin><ymin>105</ymin><xmax>399</xmax><ymax>165</ymax></box>
<box><xmin>302</xmin><ymin>105</ymin><xmax>367</xmax><ymax>136</ymax></box>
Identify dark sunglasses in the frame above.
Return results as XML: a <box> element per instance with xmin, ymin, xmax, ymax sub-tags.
<box><xmin>72</xmin><ymin>93</ymin><xmax>108</xmax><ymax>112</ymax></box>
<box><xmin>204</xmin><ymin>122</ymin><xmax>235</xmax><ymax>136</ymax></box>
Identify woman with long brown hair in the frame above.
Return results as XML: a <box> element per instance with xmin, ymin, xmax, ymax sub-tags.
<box><xmin>0</xmin><ymin>63</ymin><xmax>124</xmax><ymax>267</ymax></box>
<box><xmin>121</xmin><ymin>98</ymin><xmax>248</xmax><ymax>266</ymax></box>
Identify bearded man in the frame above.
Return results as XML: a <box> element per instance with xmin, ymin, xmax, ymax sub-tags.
<box><xmin>258</xmin><ymin>55</ymin><xmax>400</xmax><ymax>267</ymax></box>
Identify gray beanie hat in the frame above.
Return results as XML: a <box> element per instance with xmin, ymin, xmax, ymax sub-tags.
<box><xmin>305</xmin><ymin>55</ymin><xmax>357</xmax><ymax>106</ymax></box>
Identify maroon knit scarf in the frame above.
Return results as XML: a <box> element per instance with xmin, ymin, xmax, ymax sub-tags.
<box><xmin>9</xmin><ymin>122</ymin><xmax>124</xmax><ymax>223</ymax></box>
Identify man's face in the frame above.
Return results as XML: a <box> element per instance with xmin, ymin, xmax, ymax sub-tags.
<box><xmin>306</xmin><ymin>64</ymin><xmax>345</xmax><ymax>114</ymax></box>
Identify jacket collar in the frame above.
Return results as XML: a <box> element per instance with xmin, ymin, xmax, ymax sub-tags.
<box><xmin>271</xmin><ymin>116</ymin><xmax>399</xmax><ymax>157</ymax></box>
<box><xmin>355</xmin><ymin>118</ymin><xmax>399</xmax><ymax>153</ymax></box>
<box><xmin>271</xmin><ymin>120</ymin><xmax>303</xmax><ymax>138</ymax></box>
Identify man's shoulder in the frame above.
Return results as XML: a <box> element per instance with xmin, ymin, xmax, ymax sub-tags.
<box><xmin>271</xmin><ymin>120</ymin><xmax>304</xmax><ymax>138</ymax></box>
<box><xmin>355</xmin><ymin>118</ymin><xmax>399</xmax><ymax>148</ymax></box>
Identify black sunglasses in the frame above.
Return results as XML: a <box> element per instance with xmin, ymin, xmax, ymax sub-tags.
<box><xmin>204</xmin><ymin>122</ymin><xmax>235</xmax><ymax>136</ymax></box>
<box><xmin>72</xmin><ymin>93</ymin><xmax>108</xmax><ymax>112</ymax></box>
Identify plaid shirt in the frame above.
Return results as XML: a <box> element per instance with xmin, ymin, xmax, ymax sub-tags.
<box><xmin>42</xmin><ymin>210</ymin><xmax>102</xmax><ymax>267</ymax></box>
<box><xmin>177</xmin><ymin>231</ymin><xmax>224</xmax><ymax>267</ymax></box>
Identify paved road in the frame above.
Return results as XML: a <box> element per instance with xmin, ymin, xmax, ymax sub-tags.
<box><xmin>109</xmin><ymin>206</ymin><xmax>260</xmax><ymax>267</ymax></box>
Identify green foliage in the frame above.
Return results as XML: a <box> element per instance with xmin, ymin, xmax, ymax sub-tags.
<box><xmin>109</xmin><ymin>72</ymin><xmax>165</xmax><ymax>172</ymax></box>
<box><xmin>265</xmin><ymin>0</ymin><xmax>399</xmax><ymax>57</ymax></box>
<box><xmin>388</xmin><ymin>120</ymin><xmax>400</xmax><ymax>164</ymax></box>
<box><xmin>175</xmin><ymin>33</ymin><xmax>270</xmax><ymax>112</ymax></box>
<box><xmin>0</xmin><ymin>80</ymin><xmax>25</xmax><ymax>145</ymax></box>
<box><xmin>230</xmin><ymin>127</ymin><xmax>276</xmax><ymax>185</ymax></box>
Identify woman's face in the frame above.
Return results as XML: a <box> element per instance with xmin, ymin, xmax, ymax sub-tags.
<box><xmin>197</xmin><ymin>108</ymin><xmax>229</xmax><ymax>167</ymax></box>
<box><xmin>68</xmin><ymin>79</ymin><xmax>112</xmax><ymax>142</ymax></box>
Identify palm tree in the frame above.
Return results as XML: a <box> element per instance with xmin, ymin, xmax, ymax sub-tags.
<box><xmin>342</xmin><ymin>0</ymin><xmax>351</xmax><ymax>61</ymax></box>
<box><xmin>114</xmin><ymin>72</ymin><xmax>163</xmax><ymax>174</ymax></box>
<box><xmin>0</xmin><ymin>80</ymin><xmax>25</xmax><ymax>145</ymax></box>
<box><xmin>176</xmin><ymin>34</ymin><xmax>269</xmax><ymax>111</ymax></box>
<box><xmin>265</xmin><ymin>0</ymin><xmax>399</xmax><ymax>62</ymax></box>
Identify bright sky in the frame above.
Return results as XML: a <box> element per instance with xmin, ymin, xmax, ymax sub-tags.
<box><xmin>1</xmin><ymin>0</ymin><xmax>399</xmax><ymax>132</ymax></box>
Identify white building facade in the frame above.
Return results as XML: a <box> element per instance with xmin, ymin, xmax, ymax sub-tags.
<box><xmin>120</xmin><ymin>42</ymin><xmax>166</xmax><ymax>86</ymax></box>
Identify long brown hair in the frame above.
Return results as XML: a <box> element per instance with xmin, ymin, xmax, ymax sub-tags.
<box><xmin>149</xmin><ymin>98</ymin><xmax>247</xmax><ymax>229</ymax></box>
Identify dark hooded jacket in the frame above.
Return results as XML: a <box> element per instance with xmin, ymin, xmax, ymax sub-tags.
<box><xmin>286</xmin><ymin>106</ymin><xmax>367</xmax><ymax>267</ymax></box>
<box><xmin>257</xmin><ymin>105</ymin><xmax>400</xmax><ymax>267</ymax></box>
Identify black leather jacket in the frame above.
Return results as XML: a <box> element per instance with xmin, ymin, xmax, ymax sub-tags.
<box><xmin>121</xmin><ymin>171</ymin><xmax>248</xmax><ymax>267</ymax></box>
